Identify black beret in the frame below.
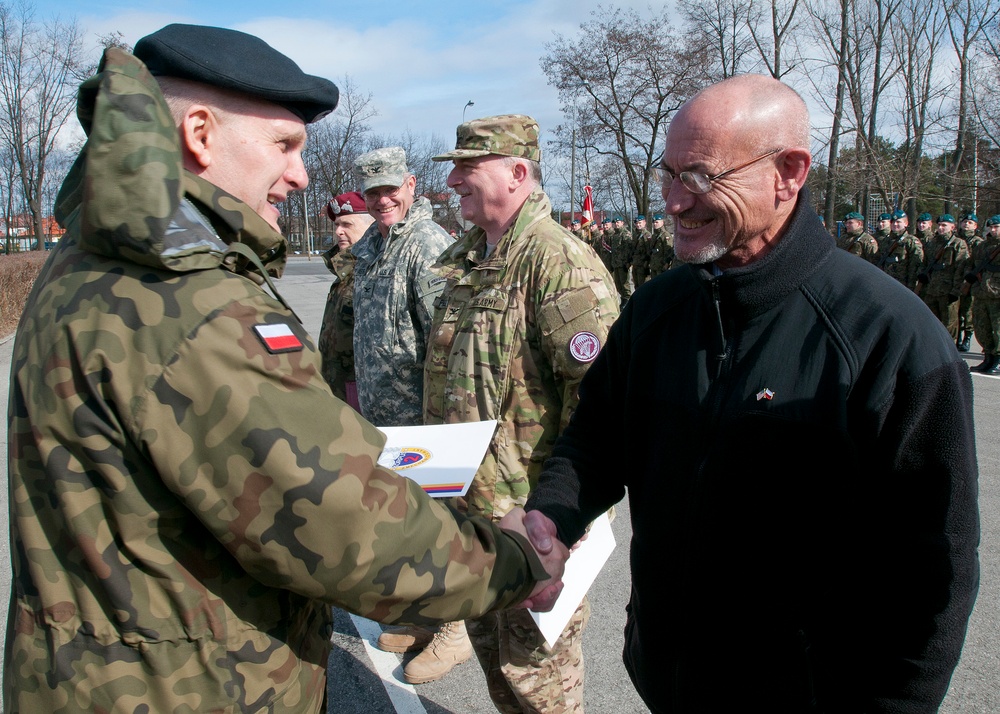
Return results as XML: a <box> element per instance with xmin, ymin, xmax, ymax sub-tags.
<box><xmin>134</xmin><ymin>24</ymin><xmax>339</xmax><ymax>123</ymax></box>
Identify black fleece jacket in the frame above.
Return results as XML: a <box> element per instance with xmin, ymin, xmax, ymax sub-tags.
<box><xmin>526</xmin><ymin>192</ymin><xmax>980</xmax><ymax>713</ymax></box>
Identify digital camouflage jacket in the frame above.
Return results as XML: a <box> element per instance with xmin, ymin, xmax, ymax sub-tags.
<box><xmin>351</xmin><ymin>197</ymin><xmax>453</xmax><ymax>426</ymax></box>
<box><xmin>5</xmin><ymin>48</ymin><xmax>544</xmax><ymax>714</ymax></box>
<box><xmin>423</xmin><ymin>188</ymin><xmax>619</xmax><ymax>522</ymax></box>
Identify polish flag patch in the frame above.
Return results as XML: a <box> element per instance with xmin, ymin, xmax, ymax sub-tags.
<box><xmin>253</xmin><ymin>323</ymin><xmax>304</xmax><ymax>353</ymax></box>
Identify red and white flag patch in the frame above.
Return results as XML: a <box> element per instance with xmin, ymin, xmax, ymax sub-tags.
<box><xmin>253</xmin><ymin>323</ymin><xmax>304</xmax><ymax>353</ymax></box>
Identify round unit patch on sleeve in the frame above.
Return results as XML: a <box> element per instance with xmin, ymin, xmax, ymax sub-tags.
<box><xmin>569</xmin><ymin>331</ymin><xmax>601</xmax><ymax>363</ymax></box>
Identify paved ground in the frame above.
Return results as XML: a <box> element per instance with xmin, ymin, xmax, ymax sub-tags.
<box><xmin>0</xmin><ymin>256</ymin><xmax>996</xmax><ymax>712</ymax></box>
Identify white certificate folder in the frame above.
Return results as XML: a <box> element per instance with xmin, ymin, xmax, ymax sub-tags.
<box><xmin>376</xmin><ymin>420</ymin><xmax>499</xmax><ymax>498</ymax></box>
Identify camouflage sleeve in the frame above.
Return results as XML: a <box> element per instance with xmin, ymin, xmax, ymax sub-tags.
<box><xmin>140</xmin><ymin>293</ymin><xmax>543</xmax><ymax>624</ymax></box>
<box><xmin>907</xmin><ymin>239</ymin><xmax>925</xmax><ymax>289</ymax></box>
<box><xmin>409</xmin><ymin>225</ymin><xmax>452</xmax><ymax>344</ymax></box>
<box><xmin>535</xmin><ymin>265</ymin><xmax>620</xmax><ymax>432</ymax></box>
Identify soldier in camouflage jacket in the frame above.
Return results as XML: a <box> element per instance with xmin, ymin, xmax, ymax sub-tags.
<box><xmin>428</xmin><ymin>116</ymin><xmax>620</xmax><ymax>713</ymax></box>
<box><xmin>963</xmin><ymin>214</ymin><xmax>1000</xmax><ymax>372</ymax></box>
<box><xmin>916</xmin><ymin>214</ymin><xmax>970</xmax><ymax>339</ymax></box>
<box><xmin>877</xmin><ymin>210</ymin><xmax>924</xmax><ymax>290</ymax></box>
<box><xmin>648</xmin><ymin>213</ymin><xmax>675</xmax><ymax>277</ymax></box>
<box><xmin>5</xmin><ymin>28</ymin><xmax>556</xmax><ymax>714</ymax></box>
<box><xmin>351</xmin><ymin>147</ymin><xmax>454</xmax><ymax>427</ymax></box>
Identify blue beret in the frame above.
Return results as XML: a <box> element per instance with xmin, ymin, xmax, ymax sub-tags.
<box><xmin>134</xmin><ymin>24</ymin><xmax>339</xmax><ymax>123</ymax></box>
<box><xmin>987</xmin><ymin>215</ymin><xmax>1000</xmax><ymax>226</ymax></box>
<box><xmin>961</xmin><ymin>212</ymin><xmax>977</xmax><ymax>223</ymax></box>
<box><xmin>635</xmin><ymin>215</ymin><xmax>645</xmax><ymax>222</ymax></box>
<box><xmin>938</xmin><ymin>214</ymin><xmax>955</xmax><ymax>224</ymax></box>
<box><xmin>917</xmin><ymin>212</ymin><xmax>932</xmax><ymax>222</ymax></box>
<box><xmin>891</xmin><ymin>210</ymin><xmax>906</xmax><ymax>220</ymax></box>
<box><xmin>878</xmin><ymin>213</ymin><xmax>892</xmax><ymax>221</ymax></box>
<box><xmin>601</xmin><ymin>217</ymin><xmax>612</xmax><ymax>224</ymax></box>
<box><xmin>844</xmin><ymin>211</ymin><xmax>864</xmax><ymax>221</ymax></box>
<box><xmin>613</xmin><ymin>216</ymin><xmax>624</xmax><ymax>222</ymax></box>
<box><xmin>653</xmin><ymin>213</ymin><xmax>664</xmax><ymax>220</ymax></box>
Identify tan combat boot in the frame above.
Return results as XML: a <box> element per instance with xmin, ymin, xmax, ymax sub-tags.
<box><xmin>377</xmin><ymin>625</ymin><xmax>434</xmax><ymax>653</ymax></box>
<box><xmin>402</xmin><ymin>620</ymin><xmax>473</xmax><ymax>684</ymax></box>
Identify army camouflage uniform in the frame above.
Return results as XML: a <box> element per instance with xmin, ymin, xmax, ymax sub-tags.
<box><xmin>594</xmin><ymin>228</ymin><xmax>613</xmax><ymax>274</ymax></box>
<box><xmin>351</xmin><ymin>196</ymin><xmax>453</xmax><ymax>426</ymax></box>
<box><xmin>609</xmin><ymin>226</ymin><xmax>634</xmax><ymax>301</ymax></box>
<box><xmin>918</xmin><ymin>231</ymin><xmax>970</xmax><ymax>339</ymax></box>
<box><xmin>317</xmin><ymin>246</ymin><xmax>358</xmax><ymax>404</ymax></box>
<box><xmin>649</xmin><ymin>226</ymin><xmax>675</xmax><ymax>278</ymax></box>
<box><xmin>5</xmin><ymin>47</ymin><xmax>547</xmax><ymax>714</ymax></box>
<box><xmin>957</xmin><ymin>229</ymin><xmax>983</xmax><ymax>348</ymax></box>
<box><xmin>424</xmin><ymin>186</ymin><xmax>620</xmax><ymax>713</ymax></box>
<box><xmin>966</xmin><ymin>232</ymin><xmax>1000</xmax><ymax>365</ymax></box>
<box><xmin>915</xmin><ymin>227</ymin><xmax>934</xmax><ymax>252</ymax></box>
<box><xmin>877</xmin><ymin>230</ymin><xmax>924</xmax><ymax>290</ymax></box>
<box><xmin>836</xmin><ymin>229</ymin><xmax>879</xmax><ymax>263</ymax></box>
<box><xmin>631</xmin><ymin>228</ymin><xmax>652</xmax><ymax>287</ymax></box>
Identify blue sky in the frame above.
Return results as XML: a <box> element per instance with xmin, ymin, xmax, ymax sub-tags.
<box><xmin>34</xmin><ymin>0</ymin><xmax>655</xmax><ymax>147</ymax></box>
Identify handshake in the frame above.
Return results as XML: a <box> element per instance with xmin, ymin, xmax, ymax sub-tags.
<box><xmin>500</xmin><ymin>508</ymin><xmax>569</xmax><ymax>612</ymax></box>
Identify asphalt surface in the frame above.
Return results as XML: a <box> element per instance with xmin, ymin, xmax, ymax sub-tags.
<box><xmin>0</xmin><ymin>255</ymin><xmax>996</xmax><ymax>713</ymax></box>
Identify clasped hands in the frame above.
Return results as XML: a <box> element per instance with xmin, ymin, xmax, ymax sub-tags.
<box><xmin>500</xmin><ymin>507</ymin><xmax>569</xmax><ymax>612</ymax></box>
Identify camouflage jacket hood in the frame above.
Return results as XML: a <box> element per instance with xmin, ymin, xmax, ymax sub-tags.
<box><xmin>54</xmin><ymin>47</ymin><xmax>287</xmax><ymax>279</ymax></box>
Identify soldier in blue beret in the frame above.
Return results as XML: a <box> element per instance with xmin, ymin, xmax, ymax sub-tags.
<box><xmin>838</xmin><ymin>211</ymin><xmax>879</xmax><ymax>263</ymax></box>
<box><xmin>875</xmin><ymin>212</ymin><xmax>893</xmax><ymax>242</ymax></box>
<box><xmin>963</xmin><ymin>214</ymin><xmax>1000</xmax><ymax>372</ymax></box>
<box><xmin>878</xmin><ymin>209</ymin><xmax>924</xmax><ymax>289</ymax></box>
<box><xmin>916</xmin><ymin>214</ymin><xmax>969</xmax><ymax>339</ymax></box>
<box><xmin>956</xmin><ymin>213</ymin><xmax>983</xmax><ymax>350</ymax></box>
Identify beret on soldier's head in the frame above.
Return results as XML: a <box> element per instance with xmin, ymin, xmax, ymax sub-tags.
<box><xmin>987</xmin><ymin>215</ymin><xmax>1000</xmax><ymax>226</ymax></box>
<box><xmin>134</xmin><ymin>24</ymin><xmax>339</xmax><ymax>123</ymax></box>
<box><xmin>844</xmin><ymin>211</ymin><xmax>864</xmax><ymax>221</ymax></box>
<box><xmin>917</xmin><ymin>212</ymin><xmax>933</xmax><ymax>222</ymax></box>
<box><xmin>326</xmin><ymin>191</ymin><xmax>366</xmax><ymax>221</ymax></box>
<box><xmin>601</xmin><ymin>217</ymin><xmax>612</xmax><ymax>225</ymax></box>
<box><xmin>653</xmin><ymin>213</ymin><xmax>664</xmax><ymax>220</ymax></box>
<box><xmin>878</xmin><ymin>213</ymin><xmax>892</xmax><ymax>221</ymax></box>
<box><xmin>571</xmin><ymin>218</ymin><xmax>581</xmax><ymax>225</ymax></box>
<box><xmin>961</xmin><ymin>212</ymin><xmax>978</xmax><ymax>223</ymax></box>
<box><xmin>938</xmin><ymin>214</ymin><xmax>955</xmax><ymax>224</ymax></box>
<box><xmin>635</xmin><ymin>215</ymin><xmax>645</xmax><ymax>222</ymax></box>
<box><xmin>891</xmin><ymin>210</ymin><xmax>907</xmax><ymax>220</ymax></box>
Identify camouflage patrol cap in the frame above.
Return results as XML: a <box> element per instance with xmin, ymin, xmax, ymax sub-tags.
<box><xmin>354</xmin><ymin>147</ymin><xmax>409</xmax><ymax>192</ymax></box>
<box><xmin>937</xmin><ymin>214</ymin><xmax>955</xmax><ymax>224</ymax></box>
<box><xmin>891</xmin><ymin>210</ymin><xmax>907</xmax><ymax>220</ymax></box>
<box><xmin>432</xmin><ymin>114</ymin><xmax>541</xmax><ymax>162</ymax></box>
<box><xmin>844</xmin><ymin>211</ymin><xmax>864</xmax><ymax>221</ymax></box>
<box><xmin>987</xmin><ymin>215</ymin><xmax>1000</xmax><ymax>226</ymax></box>
<box><xmin>917</xmin><ymin>212</ymin><xmax>932</xmax><ymax>222</ymax></box>
<box><xmin>134</xmin><ymin>24</ymin><xmax>339</xmax><ymax>123</ymax></box>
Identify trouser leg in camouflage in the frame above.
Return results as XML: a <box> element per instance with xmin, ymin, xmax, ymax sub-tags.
<box><xmin>924</xmin><ymin>294</ymin><xmax>961</xmax><ymax>340</ymax></box>
<box><xmin>466</xmin><ymin>598</ymin><xmax>589</xmax><ymax>713</ymax></box>
<box><xmin>973</xmin><ymin>298</ymin><xmax>1000</xmax><ymax>356</ymax></box>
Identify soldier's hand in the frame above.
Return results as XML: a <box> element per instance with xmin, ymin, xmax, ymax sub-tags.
<box><xmin>500</xmin><ymin>508</ymin><xmax>569</xmax><ymax>612</ymax></box>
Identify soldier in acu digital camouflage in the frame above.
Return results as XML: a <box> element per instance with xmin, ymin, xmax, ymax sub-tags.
<box><xmin>427</xmin><ymin>115</ymin><xmax>621</xmax><ymax>714</ymax></box>
<box><xmin>4</xmin><ymin>24</ymin><xmax>569</xmax><ymax>714</ymax></box>
<box><xmin>877</xmin><ymin>209</ymin><xmax>924</xmax><ymax>290</ymax></box>
<box><xmin>317</xmin><ymin>191</ymin><xmax>372</xmax><ymax>407</ymax></box>
<box><xmin>956</xmin><ymin>212</ymin><xmax>983</xmax><ymax>352</ymax></box>
<box><xmin>349</xmin><ymin>147</ymin><xmax>473</xmax><ymax>680</ymax></box>
<box><xmin>837</xmin><ymin>211</ymin><xmax>880</xmax><ymax>263</ymax></box>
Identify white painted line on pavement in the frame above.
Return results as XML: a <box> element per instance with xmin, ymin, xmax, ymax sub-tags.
<box><xmin>349</xmin><ymin>614</ymin><xmax>428</xmax><ymax>714</ymax></box>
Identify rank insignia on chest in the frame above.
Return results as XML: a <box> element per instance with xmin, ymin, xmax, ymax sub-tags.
<box><xmin>756</xmin><ymin>388</ymin><xmax>775</xmax><ymax>401</ymax></box>
<box><xmin>253</xmin><ymin>323</ymin><xmax>304</xmax><ymax>353</ymax></box>
<box><xmin>569</xmin><ymin>331</ymin><xmax>601</xmax><ymax>363</ymax></box>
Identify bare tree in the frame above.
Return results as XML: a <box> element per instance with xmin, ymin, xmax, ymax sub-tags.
<box><xmin>678</xmin><ymin>0</ymin><xmax>755</xmax><ymax>78</ymax></box>
<box><xmin>746</xmin><ymin>0</ymin><xmax>803</xmax><ymax>79</ymax></box>
<box><xmin>0</xmin><ymin>2</ymin><xmax>84</xmax><ymax>250</ymax></box>
<box><xmin>541</xmin><ymin>5</ymin><xmax>710</xmax><ymax>217</ymax></box>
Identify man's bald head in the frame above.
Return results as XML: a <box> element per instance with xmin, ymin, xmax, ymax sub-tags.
<box><xmin>660</xmin><ymin>74</ymin><xmax>812</xmax><ymax>268</ymax></box>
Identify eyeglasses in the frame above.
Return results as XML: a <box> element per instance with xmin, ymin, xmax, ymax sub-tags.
<box><xmin>653</xmin><ymin>148</ymin><xmax>783</xmax><ymax>194</ymax></box>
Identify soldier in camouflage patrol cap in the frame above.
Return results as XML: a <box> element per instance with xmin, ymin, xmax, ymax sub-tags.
<box><xmin>837</xmin><ymin>211</ymin><xmax>880</xmax><ymax>263</ymax></box>
<box><xmin>350</xmin><ymin>146</ymin><xmax>454</xmax><ymax>427</ymax></box>
<box><xmin>430</xmin><ymin>115</ymin><xmax>620</xmax><ymax>713</ymax></box>
<box><xmin>4</xmin><ymin>27</ymin><xmax>566</xmax><ymax>714</ymax></box>
<box><xmin>317</xmin><ymin>191</ymin><xmax>372</xmax><ymax>406</ymax></box>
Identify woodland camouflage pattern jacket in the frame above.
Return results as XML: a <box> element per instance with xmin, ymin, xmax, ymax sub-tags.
<box><xmin>5</xmin><ymin>48</ymin><xmax>543</xmax><ymax>714</ymax></box>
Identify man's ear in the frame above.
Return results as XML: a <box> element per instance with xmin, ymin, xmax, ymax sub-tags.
<box><xmin>179</xmin><ymin>105</ymin><xmax>217</xmax><ymax>170</ymax></box>
<box><xmin>775</xmin><ymin>147</ymin><xmax>811</xmax><ymax>202</ymax></box>
<box><xmin>510</xmin><ymin>160</ymin><xmax>528</xmax><ymax>190</ymax></box>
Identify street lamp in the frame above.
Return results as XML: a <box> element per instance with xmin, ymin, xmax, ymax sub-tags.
<box><xmin>569</xmin><ymin>81</ymin><xmax>590</xmax><ymax>225</ymax></box>
<box><xmin>463</xmin><ymin>100</ymin><xmax>475</xmax><ymax>122</ymax></box>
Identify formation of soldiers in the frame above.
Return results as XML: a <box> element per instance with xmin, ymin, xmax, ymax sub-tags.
<box><xmin>571</xmin><ymin>212</ymin><xmax>677</xmax><ymax>307</ymax></box>
<box><xmin>835</xmin><ymin>209</ymin><xmax>1000</xmax><ymax>374</ymax></box>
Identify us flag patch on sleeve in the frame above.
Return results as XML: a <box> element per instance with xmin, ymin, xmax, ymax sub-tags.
<box><xmin>253</xmin><ymin>323</ymin><xmax>304</xmax><ymax>353</ymax></box>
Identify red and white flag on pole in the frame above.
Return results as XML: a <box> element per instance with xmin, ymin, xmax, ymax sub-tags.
<box><xmin>582</xmin><ymin>185</ymin><xmax>594</xmax><ymax>226</ymax></box>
